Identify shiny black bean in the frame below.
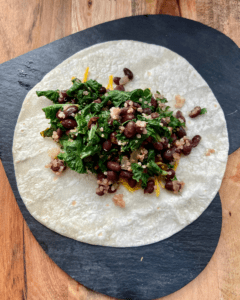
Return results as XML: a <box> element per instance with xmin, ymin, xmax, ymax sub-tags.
<box><xmin>113</xmin><ymin>77</ymin><xmax>121</xmax><ymax>85</ymax></box>
<box><xmin>110</xmin><ymin>132</ymin><xmax>118</xmax><ymax>144</ymax></box>
<box><xmin>165</xmin><ymin>181</ymin><xmax>174</xmax><ymax>191</ymax></box>
<box><xmin>189</xmin><ymin>106</ymin><xmax>201</xmax><ymax>118</ymax></box>
<box><xmin>107</xmin><ymin>171</ymin><xmax>118</xmax><ymax>182</ymax></box>
<box><xmin>51</xmin><ymin>159</ymin><xmax>66</xmax><ymax>172</ymax></box>
<box><xmin>175</xmin><ymin>110</ymin><xmax>186</xmax><ymax>123</ymax></box>
<box><xmin>142</xmin><ymin>108</ymin><xmax>152</xmax><ymax>115</ymax></box>
<box><xmin>161</xmin><ymin>137</ymin><xmax>169</xmax><ymax>149</ymax></box>
<box><xmin>171</xmin><ymin>133</ymin><xmax>177</xmax><ymax>144</ymax></box>
<box><xmin>155</xmin><ymin>155</ymin><xmax>163</xmax><ymax>163</ymax></box>
<box><xmin>120</xmin><ymin>170</ymin><xmax>133</xmax><ymax>180</ymax></box>
<box><xmin>65</xmin><ymin>105</ymin><xmax>78</xmax><ymax>117</ymax></box>
<box><xmin>136</xmin><ymin>126</ymin><xmax>145</xmax><ymax>134</ymax></box>
<box><xmin>61</xmin><ymin>118</ymin><xmax>77</xmax><ymax>129</ymax></box>
<box><xmin>151</xmin><ymin>97</ymin><xmax>158</xmax><ymax>108</ymax></box>
<box><xmin>163</xmin><ymin>149</ymin><xmax>174</xmax><ymax>161</ymax></box>
<box><xmin>96</xmin><ymin>188</ymin><xmax>104</xmax><ymax>196</ymax></box>
<box><xmin>121</xmin><ymin>114</ymin><xmax>135</xmax><ymax>123</ymax></box>
<box><xmin>56</xmin><ymin>109</ymin><xmax>67</xmax><ymax>120</ymax></box>
<box><xmin>108</xmin><ymin>186</ymin><xmax>117</xmax><ymax>194</ymax></box>
<box><xmin>161</xmin><ymin>119</ymin><xmax>168</xmax><ymax>127</ymax></box>
<box><xmin>99</xmin><ymin>86</ymin><xmax>107</xmax><ymax>94</ymax></box>
<box><xmin>128</xmin><ymin>178</ymin><xmax>137</xmax><ymax>188</ymax></box>
<box><xmin>182</xmin><ymin>144</ymin><xmax>192</xmax><ymax>155</ymax></box>
<box><xmin>97</xmin><ymin>173</ymin><xmax>106</xmax><ymax>181</ymax></box>
<box><xmin>192</xmin><ymin>135</ymin><xmax>201</xmax><ymax>147</ymax></box>
<box><xmin>108</xmin><ymin>118</ymin><xmax>114</xmax><ymax>126</ymax></box>
<box><xmin>102</xmin><ymin>140</ymin><xmax>112</xmax><ymax>151</ymax></box>
<box><xmin>123</xmin><ymin>68</ymin><xmax>134</xmax><ymax>80</ymax></box>
<box><xmin>120</xmin><ymin>107</ymin><xmax>129</xmax><ymax>116</ymax></box>
<box><xmin>133</xmin><ymin>102</ymin><xmax>141</xmax><ymax>109</ymax></box>
<box><xmin>153</xmin><ymin>142</ymin><xmax>163</xmax><ymax>151</ymax></box>
<box><xmin>144</xmin><ymin>179</ymin><xmax>155</xmax><ymax>194</ymax></box>
<box><xmin>56</xmin><ymin>128</ymin><xmax>63</xmax><ymax>138</ymax></box>
<box><xmin>165</xmin><ymin>169</ymin><xmax>175</xmax><ymax>180</ymax></box>
<box><xmin>114</xmin><ymin>85</ymin><xmax>125</xmax><ymax>91</ymax></box>
<box><xmin>107</xmin><ymin>161</ymin><xmax>121</xmax><ymax>172</ymax></box>
<box><xmin>151</xmin><ymin>112</ymin><xmax>159</xmax><ymax>119</ymax></box>
<box><xmin>58</xmin><ymin>90</ymin><xmax>69</xmax><ymax>104</ymax></box>
<box><xmin>176</xmin><ymin>127</ymin><xmax>186</xmax><ymax>138</ymax></box>
<box><xmin>124</xmin><ymin>121</ymin><xmax>136</xmax><ymax>138</ymax></box>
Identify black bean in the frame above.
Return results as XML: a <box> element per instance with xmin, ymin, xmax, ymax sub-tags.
<box><xmin>176</xmin><ymin>127</ymin><xmax>186</xmax><ymax>138</ymax></box>
<box><xmin>161</xmin><ymin>119</ymin><xmax>168</xmax><ymax>127</ymax></box>
<box><xmin>124</xmin><ymin>121</ymin><xmax>136</xmax><ymax>138</ymax></box>
<box><xmin>58</xmin><ymin>90</ymin><xmax>69</xmax><ymax>104</ymax></box>
<box><xmin>108</xmin><ymin>186</ymin><xmax>117</xmax><ymax>194</ymax></box>
<box><xmin>61</xmin><ymin>119</ymin><xmax>77</xmax><ymax>129</ymax></box>
<box><xmin>97</xmin><ymin>173</ymin><xmax>106</xmax><ymax>181</ymax></box>
<box><xmin>121</xmin><ymin>114</ymin><xmax>135</xmax><ymax>123</ymax></box>
<box><xmin>120</xmin><ymin>170</ymin><xmax>133</xmax><ymax>180</ymax></box>
<box><xmin>175</xmin><ymin>110</ymin><xmax>186</xmax><ymax>123</ymax></box>
<box><xmin>171</xmin><ymin>133</ymin><xmax>177</xmax><ymax>144</ymax></box>
<box><xmin>189</xmin><ymin>106</ymin><xmax>201</xmax><ymax>118</ymax></box>
<box><xmin>93</xmin><ymin>99</ymin><xmax>101</xmax><ymax>104</ymax></box>
<box><xmin>123</xmin><ymin>68</ymin><xmax>134</xmax><ymax>80</ymax></box>
<box><xmin>102</xmin><ymin>140</ymin><xmax>112</xmax><ymax>151</ymax></box>
<box><xmin>165</xmin><ymin>169</ymin><xmax>175</xmax><ymax>180</ymax></box>
<box><xmin>113</xmin><ymin>77</ymin><xmax>121</xmax><ymax>85</ymax></box>
<box><xmin>99</xmin><ymin>87</ymin><xmax>107</xmax><ymax>94</ymax></box>
<box><xmin>120</xmin><ymin>107</ymin><xmax>129</xmax><ymax>116</ymax></box>
<box><xmin>161</xmin><ymin>137</ymin><xmax>169</xmax><ymax>149</ymax></box>
<box><xmin>171</xmin><ymin>146</ymin><xmax>181</xmax><ymax>154</ymax></box>
<box><xmin>182</xmin><ymin>144</ymin><xmax>192</xmax><ymax>155</ymax></box>
<box><xmin>107</xmin><ymin>171</ymin><xmax>118</xmax><ymax>182</ymax></box>
<box><xmin>163</xmin><ymin>149</ymin><xmax>174</xmax><ymax>161</ymax></box>
<box><xmin>155</xmin><ymin>155</ymin><xmax>163</xmax><ymax>163</ymax></box>
<box><xmin>136</xmin><ymin>126</ymin><xmax>144</xmax><ymax>134</ymax></box>
<box><xmin>56</xmin><ymin>109</ymin><xmax>67</xmax><ymax>120</ymax></box>
<box><xmin>110</xmin><ymin>132</ymin><xmax>118</xmax><ymax>144</ymax></box>
<box><xmin>65</xmin><ymin>105</ymin><xmax>78</xmax><ymax>117</ymax></box>
<box><xmin>56</xmin><ymin>128</ymin><xmax>63</xmax><ymax>138</ymax></box>
<box><xmin>51</xmin><ymin>160</ymin><xmax>66</xmax><ymax>172</ymax></box>
<box><xmin>142</xmin><ymin>108</ymin><xmax>152</xmax><ymax>115</ymax></box>
<box><xmin>133</xmin><ymin>102</ymin><xmax>141</xmax><ymax>109</ymax></box>
<box><xmin>151</xmin><ymin>97</ymin><xmax>158</xmax><ymax>108</ymax></box>
<box><xmin>165</xmin><ymin>181</ymin><xmax>174</xmax><ymax>191</ymax></box>
<box><xmin>153</xmin><ymin>142</ymin><xmax>163</xmax><ymax>151</ymax></box>
<box><xmin>107</xmin><ymin>161</ymin><xmax>121</xmax><ymax>172</ymax></box>
<box><xmin>151</xmin><ymin>112</ymin><xmax>159</xmax><ymax>119</ymax></box>
<box><xmin>96</xmin><ymin>188</ymin><xmax>104</xmax><ymax>196</ymax></box>
<box><xmin>128</xmin><ymin>178</ymin><xmax>137</xmax><ymax>188</ymax></box>
<box><xmin>114</xmin><ymin>85</ymin><xmax>125</xmax><ymax>91</ymax></box>
<box><xmin>144</xmin><ymin>179</ymin><xmax>155</xmax><ymax>194</ymax></box>
<box><xmin>108</xmin><ymin>118</ymin><xmax>114</xmax><ymax>126</ymax></box>
<box><xmin>192</xmin><ymin>135</ymin><xmax>201</xmax><ymax>148</ymax></box>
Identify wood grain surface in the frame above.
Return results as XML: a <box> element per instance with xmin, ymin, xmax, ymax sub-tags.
<box><xmin>0</xmin><ymin>1</ymin><xmax>240</xmax><ymax>299</ymax></box>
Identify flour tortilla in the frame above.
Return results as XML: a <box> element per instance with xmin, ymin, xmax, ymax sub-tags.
<box><xmin>13</xmin><ymin>41</ymin><xmax>228</xmax><ymax>247</ymax></box>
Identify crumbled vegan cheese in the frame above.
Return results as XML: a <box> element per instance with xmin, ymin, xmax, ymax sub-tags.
<box><xmin>110</xmin><ymin>107</ymin><xmax>121</xmax><ymax>120</ymax></box>
<box><xmin>48</xmin><ymin>147</ymin><xmax>60</xmax><ymax>159</ymax></box>
<box><xmin>83</xmin><ymin>91</ymin><xmax>89</xmax><ymax>95</ymax></box>
<box><xmin>205</xmin><ymin>149</ymin><xmax>215</xmax><ymax>156</ymax></box>
<box><xmin>112</xmin><ymin>194</ymin><xmax>125</xmax><ymax>208</ymax></box>
<box><xmin>58</xmin><ymin>111</ymin><xmax>65</xmax><ymax>118</ymax></box>
<box><xmin>175</xmin><ymin>95</ymin><xmax>185</xmax><ymax>108</ymax></box>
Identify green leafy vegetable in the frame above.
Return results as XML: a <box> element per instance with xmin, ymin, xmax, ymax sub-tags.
<box><xmin>200</xmin><ymin>108</ymin><xmax>207</xmax><ymax>115</ymax></box>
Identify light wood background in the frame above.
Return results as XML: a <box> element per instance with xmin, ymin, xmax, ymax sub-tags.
<box><xmin>0</xmin><ymin>1</ymin><xmax>240</xmax><ymax>299</ymax></box>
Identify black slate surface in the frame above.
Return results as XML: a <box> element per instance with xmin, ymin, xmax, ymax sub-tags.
<box><xmin>0</xmin><ymin>15</ymin><xmax>240</xmax><ymax>300</ymax></box>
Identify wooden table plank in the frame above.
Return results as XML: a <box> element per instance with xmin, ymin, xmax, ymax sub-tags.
<box><xmin>1</xmin><ymin>1</ymin><xmax>240</xmax><ymax>299</ymax></box>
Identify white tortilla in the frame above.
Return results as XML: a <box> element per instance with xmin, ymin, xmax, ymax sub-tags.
<box><xmin>13</xmin><ymin>41</ymin><xmax>228</xmax><ymax>247</ymax></box>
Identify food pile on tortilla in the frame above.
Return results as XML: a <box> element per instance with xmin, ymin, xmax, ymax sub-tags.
<box><xmin>13</xmin><ymin>41</ymin><xmax>228</xmax><ymax>247</ymax></box>
<box><xmin>37</xmin><ymin>67</ymin><xmax>207</xmax><ymax>198</ymax></box>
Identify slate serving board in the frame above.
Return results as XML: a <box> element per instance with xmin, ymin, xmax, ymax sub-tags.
<box><xmin>0</xmin><ymin>15</ymin><xmax>240</xmax><ymax>300</ymax></box>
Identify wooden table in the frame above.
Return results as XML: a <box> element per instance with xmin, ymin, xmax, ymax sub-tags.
<box><xmin>1</xmin><ymin>1</ymin><xmax>240</xmax><ymax>299</ymax></box>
